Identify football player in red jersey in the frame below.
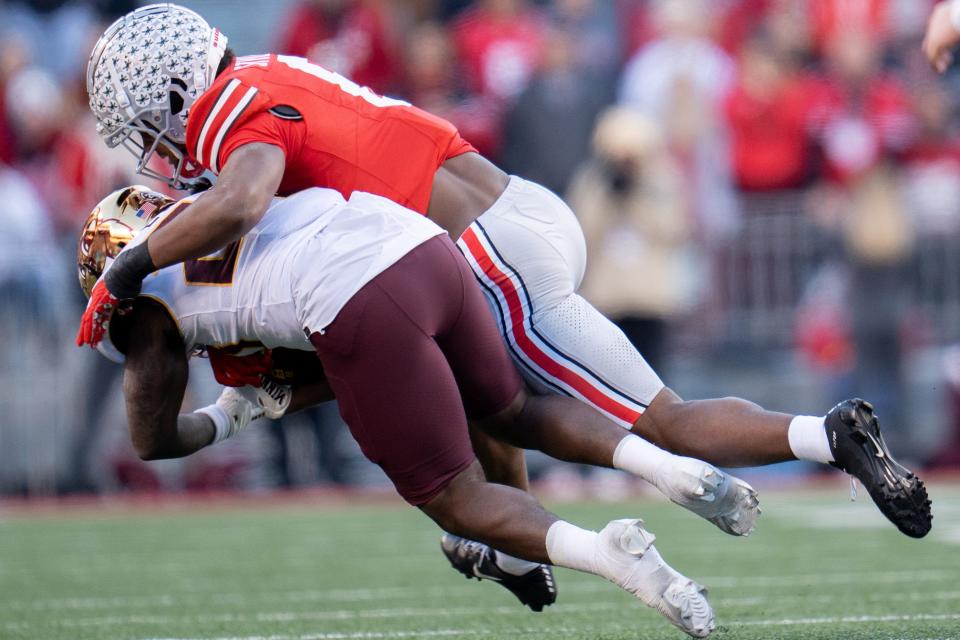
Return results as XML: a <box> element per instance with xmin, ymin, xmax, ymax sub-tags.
<box><xmin>81</xmin><ymin>3</ymin><xmax>930</xmax><ymax>596</ymax></box>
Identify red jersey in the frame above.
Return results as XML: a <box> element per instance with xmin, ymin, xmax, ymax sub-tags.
<box><xmin>184</xmin><ymin>54</ymin><xmax>476</xmax><ymax>214</ymax></box>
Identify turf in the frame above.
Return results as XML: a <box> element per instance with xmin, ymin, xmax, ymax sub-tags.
<box><xmin>1</xmin><ymin>483</ymin><xmax>958</xmax><ymax>640</ymax></box>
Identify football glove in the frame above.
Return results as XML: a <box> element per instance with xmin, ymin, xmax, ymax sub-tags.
<box><xmin>236</xmin><ymin>378</ymin><xmax>293</xmax><ymax>420</ymax></box>
<box><xmin>76</xmin><ymin>243</ymin><xmax>155</xmax><ymax>348</ymax></box>
<box><xmin>76</xmin><ymin>280</ymin><xmax>121</xmax><ymax>348</ymax></box>
<box><xmin>208</xmin><ymin>346</ymin><xmax>273</xmax><ymax>387</ymax></box>
<box><xmin>195</xmin><ymin>386</ymin><xmax>265</xmax><ymax>444</ymax></box>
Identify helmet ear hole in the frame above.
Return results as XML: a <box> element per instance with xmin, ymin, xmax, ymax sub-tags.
<box><xmin>169</xmin><ymin>93</ymin><xmax>184</xmax><ymax>115</ymax></box>
<box><xmin>115</xmin><ymin>187</ymin><xmax>134</xmax><ymax>205</ymax></box>
<box><xmin>168</xmin><ymin>82</ymin><xmax>186</xmax><ymax>115</ymax></box>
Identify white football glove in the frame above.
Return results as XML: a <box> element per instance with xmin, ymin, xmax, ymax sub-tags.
<box><xmin>195</xmin><ymin>387</ymin><xmax>266</xmax><ymax>444</ymax></box>
<box><xmin>235</xmin><ymin>377</ymin><xmax>293</xmax><ymax>420</ymax></box>
<box><xmin>257</xmin><ymin>376</ymin><xmax>293</xmax><ymax>419</ymax></box>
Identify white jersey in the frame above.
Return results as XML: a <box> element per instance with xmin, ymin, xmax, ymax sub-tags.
<box><xmin>100</xmin><ymin>187</ymin><xmax>444</xmax><ymax>360</ymax></box>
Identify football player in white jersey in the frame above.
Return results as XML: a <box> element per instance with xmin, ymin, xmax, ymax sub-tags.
<box><xmin>80</xmin><ymin>184</ymin><xmax>740</xmax><ymax>636</ymax></box>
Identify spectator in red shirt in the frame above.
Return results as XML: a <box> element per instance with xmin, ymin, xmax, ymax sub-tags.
<box><xmin>451</xmin><ymin>0</ymin><xmax>546</xmax><ymax>103</ymax></box>
<box><xmin>807</xmin><ymin>30</ymin><xmax>916</xmax><ymax>184</ymax></box>
<box><xmin>724</xmin><ymin>31</ymin><xmax>816</xmax><ymax>191</ymax></box>
<box><xmin>275</xmin><ymin>0</ymin><xmax>397</xmax><ymax>93</ymax></box>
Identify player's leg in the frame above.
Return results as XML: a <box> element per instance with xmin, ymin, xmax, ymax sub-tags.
<box><xmin>418</xmin><ymin>236</ymin><xmax>714</xmax><ymax>634</ymax></box>
<box><xmin>440</xmin><ymin>237</ymin><xmax>632</xmax><ymax>472</ymax></box>
<box><xmin>634</xmin><ymin>388</ymin><xmax>794</xmax><ymax>466</ymax></box>
<box><xmin>439</xmin><ymin>229</ymin><xmax>749</xmax><ymax>536</ymax></box>
<box><xmin>462</xmin><ymin>177</ymin><xmax>929</xmax><ymax>538</ymax></box>
<box><xmin>305</xmin><ymin>235</ymin><xmax>554</xmax><ymax>611</ymax></box>
<box><xmin>308</xmin><ymin>238</ymin><xmax>714</xmax><ymax>635</ymax></box>
<box><xmin>424</xmin><ymin>460</ymin><xmax>715</xmax><ymax>638</ymax></box>
<box><xmin>467</xmin><ymin>424</ymin><xmax>530</xmax><ymax>490</ymax></box>
<box><xmin>636</xmin><ymin>390</ymin><xmax>933</xmax><ymax>537</ymax></box>
<box><xmin>456</xmin><ymin>178</ymin><xmax>758</xmax><ymax>534</ymax></box>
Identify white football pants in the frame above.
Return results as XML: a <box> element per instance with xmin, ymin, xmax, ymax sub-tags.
<box><xmin>456</xmin><ymin>176</ymin><xmax>664</xmax><ymax>428</ymax></box>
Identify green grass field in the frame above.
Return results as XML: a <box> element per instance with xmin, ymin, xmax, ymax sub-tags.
<box><xmin>1</xmin><ymin>483</ymin><xmax>958</xmax><ymax>640</ymax></box>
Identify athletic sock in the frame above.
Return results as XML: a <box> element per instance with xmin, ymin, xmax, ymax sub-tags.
<box><xmin>788</xmin><ymin>415</ymin><xmax>834</xmax><ymax>463</ymax></box>
<box><xmin>544</xmin><ymin>520</ymin><xmax>599</xmax><ymax>575</ymax></box>
<box><xmin>492</xmin><ymin>551</ymin><xmax>541</xmax><ymax>576</ymax></box>
<box><xmin>611</xmin><ymin>434</ymin><xmax>674</xmax><ymax>482</ymax></box>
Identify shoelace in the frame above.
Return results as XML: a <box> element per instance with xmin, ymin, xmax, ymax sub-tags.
<box><xmin>458</xmin><ymin>539</ymin><xmax>489</xmax><ymax>563</ymax></box>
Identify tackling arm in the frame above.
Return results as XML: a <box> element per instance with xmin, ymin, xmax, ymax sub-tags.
<box><xmin>76</xmin><ymin>144</ymin><xmax>286</xmax><ymax>348</ymax></box>
<box><xmin>145</xmin><ymin>143</ymin><xmax>285</xmax><ymax>268</ymax></box>
<box><xmin>120</xmin><ymin>299</ymin><xmax>215</xmax><ymax>460</ymax></box>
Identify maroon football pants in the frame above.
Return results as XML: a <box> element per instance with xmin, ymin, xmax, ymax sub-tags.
<box><xmin>310</xmin><ymin>235</ymin><xmax>522</xmax><ymax>505</ymax></box>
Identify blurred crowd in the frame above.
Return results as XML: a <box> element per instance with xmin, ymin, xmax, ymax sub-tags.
<box><xmin>4</xmin><ymin>0</ymin><xmax>960</xmax><ymax>496</ymax></box>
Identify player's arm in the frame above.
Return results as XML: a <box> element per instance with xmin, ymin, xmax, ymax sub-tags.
<box><xmin>924</xmin><ymin>0</ymin><xmax>960</xmax><ymax>72</ymax></box>
<box><xmin>120</xmin><ymin>299</ymin><xmax>259</xmax><ymax>459</ymax></box>
<box><xmin>208</xmin><ymin>346</ymin><xmax>336</xmax><ymax>417</ymax></box>
<box><xmin>120</xmin><ymin>299</ymin><xmax>209</xmax><ymax>459</ymax></box>
<box><xmin>146</xmin><ymin>143</ymin><xmax>285</xmax><ymax>268</ymax></box>
<box><xmin>77</xmin><ymin>143</ymin><xmax>285</xmax><ymax>348</ymax></box>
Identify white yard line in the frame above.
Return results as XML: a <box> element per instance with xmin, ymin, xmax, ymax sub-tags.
<box><xmin>2</xmin><ymin>604</ymin><xmax>617</xmax><ymax>630</ymax></box>
<box><xmin>143</xmin><ymin>632</ymin><xmax>497</xmax><ymax>640</ymax></box>
<box><xmin>4</xmin><ymin>568</ymin><xmax>954</xmax><ymax>612</ymax></box>
<box><xmin>732</xmin><ymin>612</ymin><xmax>960</xmax><ymax>626</ymax></box>
<box><xmin>717</xmin><ymin>589</ymin><xmax>960</xmax><ymax>607</ymax></box>
<box><xmin>702</xmin><ymin>568</ymin><xmax>955</xmax><ymax>588</ymax></box>
<box><xmin>127</xmin><ymin>613</ymin><xmax>960</xmax><ymax>640</ymax></box>
<box><xmin>7</xmin><ymin>596</ymin><xmax>960</xmax><ymax>631</ymax></box>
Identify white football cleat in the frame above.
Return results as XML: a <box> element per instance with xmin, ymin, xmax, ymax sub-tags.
<box><xmin>596</xmin><ymin>519</ymin><xmax>715</xmax><ymax>638</ymax></box>
<box><xmin>654</xmin><ymin>457</ymin><xmax>760</xmax><ymax>536</ymax></box>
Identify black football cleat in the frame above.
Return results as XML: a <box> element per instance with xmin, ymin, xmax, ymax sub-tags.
<box><xmin>440</xmin><ymin>533</ymin><xmax>557</xmax><ymax>612</ymax></box>
<box><xmin>826</xmin><ymin>398</ymin><xmax>933</xmax><ymax>538</ymax></box>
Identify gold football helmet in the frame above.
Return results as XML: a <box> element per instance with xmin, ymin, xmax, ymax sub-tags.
<box><xmin>77</xmin><ymin>185</ymin><xmax>174</xmax><ymax>297</ymax></box>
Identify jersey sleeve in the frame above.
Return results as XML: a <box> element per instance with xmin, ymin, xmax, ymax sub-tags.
<box><xmin>187</xmin><ymin>77</ymin><xmax>273</xmax><ymax>174</ymax></box>
<box><xmin>443</xmin><ymin>131</ymin><xmax>478</xmax><ymax>161</ymax></box>
<box><xmin>216</xmin><ymin>108</ymin><xmax>305</xmax><ymax>174</ymax></box>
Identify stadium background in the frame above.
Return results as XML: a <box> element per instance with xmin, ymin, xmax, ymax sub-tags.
<box><xmin>2</xmin><ymin>0</ymin><xmax>960</xmax><ymax>498</ymax></box>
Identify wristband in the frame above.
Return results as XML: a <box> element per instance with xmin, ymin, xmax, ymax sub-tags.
<box><xmin>195</xmin><ymin>404</ymin><xmax>232</xmax><ymax>443</ymax></box>
<box><xmin>105</xmin><ymin>242</ymin><xmax>156</xmax><ymax>300</ymax></box>
<box><xmin>951</xmin><ymin>0</ymin><xmax>960</xmax><ymax>33</ymax></box>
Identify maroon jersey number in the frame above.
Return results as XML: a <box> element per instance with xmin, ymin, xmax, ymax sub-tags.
<box><xmin>183</xmin><ymin>239</ymin><xmax>243</xmax><ymax>286</ymax></box>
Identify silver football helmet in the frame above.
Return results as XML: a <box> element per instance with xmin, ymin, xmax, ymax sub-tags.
<box><xmin>87</xmin><ymin>3</ymin><xmax>228</xmax><ymax>189</ymax></box>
